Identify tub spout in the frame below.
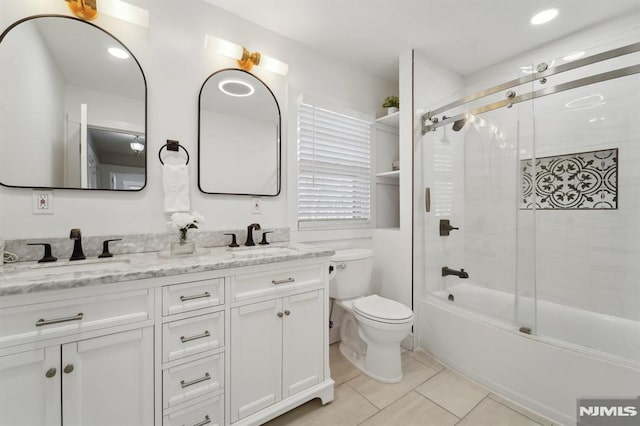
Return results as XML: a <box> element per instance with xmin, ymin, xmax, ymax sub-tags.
<box><xmin>442</xmin><ymin>266</ymin><xmax>469</xmax><ymax>279</ymax></box>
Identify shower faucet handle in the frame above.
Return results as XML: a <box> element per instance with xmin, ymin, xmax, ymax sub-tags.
<box><xmin>439</xmin><ymin>219</ymin><xmax>459</xmax><ymax>236</ymax></box>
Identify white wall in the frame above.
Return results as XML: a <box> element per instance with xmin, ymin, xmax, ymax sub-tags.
<box><xmin>0</xmin><ymin>0</ymin><xmax>396</xmax><ymax>243</ymax></box>
<box><xmin>0</xmin><ymin>16</ymin><xmax>65</xmax><ymax>187</ymax></box>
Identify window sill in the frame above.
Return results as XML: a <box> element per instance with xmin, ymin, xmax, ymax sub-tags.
<box><xmin>292</xmin><ymin>228</ymin><xmax>373</xmax><ymax>243</ymax></box>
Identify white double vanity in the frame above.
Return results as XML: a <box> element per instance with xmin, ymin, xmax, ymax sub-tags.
<box><xmin>0</xmin><ymin>244</ymin><xmax>335</xmax><ymax>426</ymax></box>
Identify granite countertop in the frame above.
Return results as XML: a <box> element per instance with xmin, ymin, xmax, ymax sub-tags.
<box><xmin>0</xmin><ymin>243</ymin><xmax>335</xmax><ymax>297</ymax></box>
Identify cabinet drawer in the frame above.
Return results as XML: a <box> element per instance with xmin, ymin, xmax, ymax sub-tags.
<box><xmin>163</xmin><ymin>312</ymin><xmax>224</xmax><ymax>362</ymax></box>
<box><xmin>163</xmin><ymin>393</ymin><xmax>224</xmax><ymax>426</ymax></box>
<box><xmin>163</xmin><ymin>279</ymin><xmax>224</xmax><ymax>316</ymax></box>
<box><xmin>231</xmin><ymin>264</ymin><xmax>323</xmax><ymax>302</ymax></box>
<box><xmin>0</xmin><ymin>289</ymin><xmax>152</xmax><ymax>347</ymax></box>
<box><xmin>163</xmin><ymin>353</ymin><xmax>224</xmax><ymax>410</ymax></box>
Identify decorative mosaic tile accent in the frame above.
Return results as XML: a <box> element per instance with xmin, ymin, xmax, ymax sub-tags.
<box><xmin>521</xmin><ymin>148</ymin><xmax>617</xmax><ymax>210</ymax></box>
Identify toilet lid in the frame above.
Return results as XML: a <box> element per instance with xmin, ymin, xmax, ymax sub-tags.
<box><xmin>353</xmin><ymin>295</ymin><xmax>413</xmax><ymax>322</ymax></box>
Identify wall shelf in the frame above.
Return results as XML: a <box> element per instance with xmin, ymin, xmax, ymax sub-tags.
<box><xmin>376</xmin><ymin>170</ymin><xmax>400</xmax><ymax>179</ymax></box>
<box><xmin>373</xmin><ymin>112</ymin><xmax>400</xmax><ymax>228</ymax></box>
<box><xmin>375</xmin><ymin>111</ymin><xmax>400</xmax><ymax>128</ymax></box>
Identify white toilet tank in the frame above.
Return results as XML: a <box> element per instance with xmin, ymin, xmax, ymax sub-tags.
<box><xmin>330</xmin><ymin>248</ymin><xmax>374</xmax><ymax>299</ymax></box>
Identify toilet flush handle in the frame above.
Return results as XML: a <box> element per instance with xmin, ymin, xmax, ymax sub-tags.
<box><xmin>328</xmin><ymin>262</ymin><xmax>346</xmax><ymax>280</ymax></box>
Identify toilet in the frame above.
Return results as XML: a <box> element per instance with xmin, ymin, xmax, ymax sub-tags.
<box><xmin>329</xmin><ymin>248</ymin><xmax>413</xmax><ymax>383</ymax></box>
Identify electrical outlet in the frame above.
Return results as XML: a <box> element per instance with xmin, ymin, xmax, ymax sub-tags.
<box><xmin>33</xmin><ymin>191</ymin><xmax>54</xmax><ymax>215</ymax></box>
<box><xmin>251</xmin><ymin>197</ymin><xmax>261</xmax><ymax>214</ymax></box>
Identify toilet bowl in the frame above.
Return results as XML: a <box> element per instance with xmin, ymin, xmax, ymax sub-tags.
<box><xmin>330</xmin><ymin>249</ymin><xmax>413</xmax><ymax>383</ymax></box>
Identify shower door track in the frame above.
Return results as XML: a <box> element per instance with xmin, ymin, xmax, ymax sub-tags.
<box><xmin>422</xmin><ymin>41</ymin><xmax>640</xmax><ymax>134</ymax></box>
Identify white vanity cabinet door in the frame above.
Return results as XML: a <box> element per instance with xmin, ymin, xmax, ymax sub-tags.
<box><xmin>230</xmin><ymin>299</ymin><xmax>283</xmax><ymax>423</ymax></box>
<box><xmin>282</xmin><ymin>290</ymin><xmax>324</xmax><ymax>398</ymax></box>
<box><xmin>62</xmin><ymin>327</ymin><xmax>154</xmax><ymax>426</ymax></box>
<box><xmin>0</xmin><ymin>347</ymin><xmax>61</xmax><ymax>426</ymax></box>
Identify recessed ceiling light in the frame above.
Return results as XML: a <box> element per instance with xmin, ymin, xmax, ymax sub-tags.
<box><xmin>108</xmin><ymin>47</ymin><xmax>130</xmax><ymax>59</ymax></box>
<box><xmin>218</xmin><ymin>79</ymin><xmax>255</xmax><ymax>97</ymax></box>
<box><xmin>563</xmin><ymin>51</ymin><xmax>585</xmax><ymax>61</ymax></box>
<box><xmin>530</xmin><ymin>8</ymin><xmax>559</xmax><ymax>25</ymax></box>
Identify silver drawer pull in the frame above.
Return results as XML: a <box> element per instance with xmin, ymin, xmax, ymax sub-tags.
<box><xmin>180</xmin><ymin>372</ymin><xmax>210</xmax><ymax>388</ymax></box>
<box><xmin>180</xmin><ymin>330</ymin><xmax>211</xmax><ymax>343</ymax></box>
<box><xmin>191</xmin><ymin>415</ymin><xmax>211</xmax><ymax>426</ymax></box>
<box><xmin>36</xmin><ymin>312</ymin><xmax>83</xmax><ymax>327</ymax></box>
<box><xmin>180</xmin><ymin>292</ymin><xmax>211</xmax><ymax>302</ymax></box>
<box><xmin>272</xmin><ymin>278</ymin><xmax>295</xmax><ymax>285</ymax></box>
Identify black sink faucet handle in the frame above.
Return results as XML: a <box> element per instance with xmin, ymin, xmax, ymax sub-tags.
<box><xmin>99</xmin><ymin>239</ymin><xmax>123</xmax><ymax>258</ymax></box>
<box><xmin>224</xmin><ymin>233</ymin><xmax>239</xmax><ymax>248</ymax></box>
<box><xmin>27</xmin><ymin>243</ymin><xmax>58</xmax><ymax>263</ymax></box>
<box><xmin>259</xmin><ymin>231</ymin><xmax>274</xmax><ymax>245</ymax></box>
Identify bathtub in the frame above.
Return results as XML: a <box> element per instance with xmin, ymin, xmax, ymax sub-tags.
<box><xmin>419</xmin><ymin>283</ymin><xmax>640</xmax><ymax>425</ymax></box>
<box><xmin>434</xmin><ymin>283</ymin><xmax>640</xmax><ymax>362</ymax></box>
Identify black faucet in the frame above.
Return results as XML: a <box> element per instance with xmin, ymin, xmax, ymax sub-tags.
<box><xmin>442</xmin><ymin>266</ymin><xmax>469</xmax><ymax>279</ymax></box>
<box><xmin>69</xmin><ymin>228</ymin><xmax>86</xmax><ymax>261</ymax></box>
<box><xmin>245</xmin><ymin>223</ymin><xmax>262</xmax><ymax>246</ymax></box>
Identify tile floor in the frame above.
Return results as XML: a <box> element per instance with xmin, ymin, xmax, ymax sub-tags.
<box><xmin>266</xmin><ymin>344</ymin><xmax>559</xmax><ymax>426</ymax></box>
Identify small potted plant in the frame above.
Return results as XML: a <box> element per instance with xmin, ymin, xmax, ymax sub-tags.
<box><xmin>382</xmin><ymin>95</ymin><xmax>399</xmax><ymax>115</ymax></box>
<box><xmin>168</xmin><ymin>211</ymin><xmax>204</xmax><ymax>255</ymax></box>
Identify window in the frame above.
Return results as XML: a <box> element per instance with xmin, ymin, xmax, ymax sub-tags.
<box><xmin>297</xmin><ymin>99</ymin><xmax>372</xmax><ymax>229</ymax></box>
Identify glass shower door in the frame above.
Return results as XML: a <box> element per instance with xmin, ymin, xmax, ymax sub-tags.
<box><xmin>414</xmin><ymin>61</ymin><xmax>537</xmax><ymax>328</ymax></box>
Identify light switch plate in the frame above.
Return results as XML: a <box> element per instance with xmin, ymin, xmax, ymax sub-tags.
<box><xmin>33</xmin><ymin>190</ymin><xmax>54</xmax><ymax>215</ymax></box>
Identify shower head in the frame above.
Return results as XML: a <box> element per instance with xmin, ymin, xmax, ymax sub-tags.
<box><xmin>452</xmin><ymin>118</ymin><xmax>467</xmax><ymax>132</ymax></box>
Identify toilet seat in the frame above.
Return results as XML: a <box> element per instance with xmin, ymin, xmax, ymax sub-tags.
<box><xmin>353</xmin><ymin>295</ymin><xmax>413</xmax><ymax>324</ymax></box>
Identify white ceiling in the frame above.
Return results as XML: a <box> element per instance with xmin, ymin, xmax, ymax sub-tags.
<box><xmin>205</xmin><ymin>0</ymin><xmax>640</xmax><ymax>82</ymax></box>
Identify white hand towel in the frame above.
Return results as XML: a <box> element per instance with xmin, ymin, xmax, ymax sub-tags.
<box><xmin>162</xmin><ymin>164</ymin><xmax>191</xmax><ymax>213</ymax></box>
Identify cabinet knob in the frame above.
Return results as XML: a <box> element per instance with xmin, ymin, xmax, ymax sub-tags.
<box><xmin>45</xmin><ymin>368</ymin><xmax>57</xmax><ymax>378</ymax></box>
<box><xmin>277</xmin><ymin>312</ymin><xmax>284</xmax><ymax>318</ymax></box>
<box><xmin>284</xmin><ymin>310</ymin><xmax>291</xmax><ymax>316</ymax></box>
<box><xmin>64</xmin><ymin>364</ymin><xmax>74</xmax><ymax>374</ymax></box>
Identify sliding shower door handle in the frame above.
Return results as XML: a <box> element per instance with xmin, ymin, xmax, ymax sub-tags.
<box><xmin>425</xmin><ymin>187</ymin><xmax>431</xmax><ymax>212</ymax></box>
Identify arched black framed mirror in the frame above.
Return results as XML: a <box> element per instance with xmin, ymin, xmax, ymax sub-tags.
<box><xmin>0</xmin><ymin>15</ymin><xmax>147</xmax><ymax>191</ymax></box>
<box><xmin>198</xmin><ymin>69</ymin><xmax>281</xmax><ymax>196</ymax></box>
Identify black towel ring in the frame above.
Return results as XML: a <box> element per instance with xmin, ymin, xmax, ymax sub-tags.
<box><xmin>159</xmin><ymin>139</ymin><xmax>190</xmax><ymax>165</ymax></box>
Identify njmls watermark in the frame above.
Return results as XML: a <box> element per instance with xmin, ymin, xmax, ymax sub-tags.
<box><xmin>578</xmin><ymin>397</ymin><xmax>640</xmax><ymax>426</ymax></box>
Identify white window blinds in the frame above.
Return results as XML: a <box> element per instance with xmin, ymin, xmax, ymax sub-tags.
<box><xmin>297</xmin><ymin>101</ymin><xmax>372</xmax><ymax>227</ymax></box>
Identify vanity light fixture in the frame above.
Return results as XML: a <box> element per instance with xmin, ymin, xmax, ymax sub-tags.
<box><xmin>100</xmin><ymin>0</ymin><xmax>149</xmax><ymax>28</ymax></box>
<box><xmin>205</xmin><ymin>35</ymin><xmax>289</xmax><ymax>76</ymax></box>
<box><xmin>108</xmin><ymin>47</ymin><xmax>130</xmax><ymax>59</ymax></box>
<box><xmin>530</xmin><ymin>8</ymin><xmax>559</xmax><ymax>25</ymax></box>
<box><xmin>218</xmin><ymin>79</ymin><xmax>255</xmax><ymax>97</ymax></box>
<box><xmin>130</xmin><ymin>136</ymin><xmax>145</xmax><ymax>154</ymax></box>
<box><xmin>66</xmin><ymin>0</ymin><xmax>98</xmax><ymax>21</ymax></box>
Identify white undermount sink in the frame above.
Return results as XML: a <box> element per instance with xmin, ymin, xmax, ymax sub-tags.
<box><xmin>5</xmin><ymin>258</ymin><xmax>131</xmax><ymax>279</ymax></box>
<box><xmin>227</xmin><ymin>246</ymin><xmax>296</xmax><ymax>257</ymax></box>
